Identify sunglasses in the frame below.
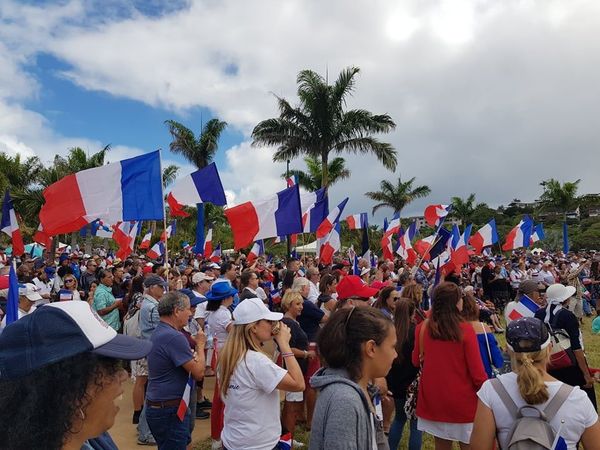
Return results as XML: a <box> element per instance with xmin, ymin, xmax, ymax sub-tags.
<box><xmin>64</xmin><ymin>279</ymin><xmax>75</xmax><ymax>283</ymax></box>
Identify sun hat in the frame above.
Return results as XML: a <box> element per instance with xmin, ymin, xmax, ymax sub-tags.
<box><xmin>143</xmin><ymin>274</ymin><xmax>167</xmax><ymax>289</ymax></box>
<box><xmin>506</xmin><ymin>317</ymin><xmax>550</xmax><ymax>353</ymax></box>
<box><xmin>206</xmin><ymin>282</ymin><xmax>238</xmax><ymax>302</ymax></box>
<box><xmin>233</xmin><ymin>297</ymin><xmax>283</xmax><ymax>325</ymax></box>
<box><xmin>19</xmin><ymin>283</ymin><xmax>43</xmax><ymax>302</ymax></box>
<box><xmin>0</xmin><ymin>301</ymin><xmax>152</xmax><ymax>379</ymax></box>
<box><xmin>545</xmin><ymin>283</ymin><xmax>576</xmax><ymax>305</ymax></box>
<box><xmin>519</xmin><ymin>279</ymin><xmax>541</xmax><ymax>295</ymax></box>
<box><xmin>192</xmin><ymin>272</ymin><xmax>214</xmax><ymax>284</ymax></box>
<box><xmin>337</xmin><ymin>275</ymin><xmax>379</xmax><ymax>300</ymax></box>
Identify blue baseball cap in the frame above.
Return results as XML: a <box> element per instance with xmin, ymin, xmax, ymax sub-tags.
<box><xmin>179</xmin><ymin>288</ymin><xmax>203</xmax><ymax>307</ymax></box>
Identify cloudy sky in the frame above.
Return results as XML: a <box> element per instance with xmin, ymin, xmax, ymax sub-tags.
<box><xmin>1</xmin><ymin>0</ymin><xmax>599</xmax><ymax>225</ymax></box>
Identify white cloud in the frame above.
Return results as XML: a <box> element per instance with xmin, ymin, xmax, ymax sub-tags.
<box><xmin>1</xmin><ymin>0</ymin><xmax>600</xmax><ymax>223</ymax></box>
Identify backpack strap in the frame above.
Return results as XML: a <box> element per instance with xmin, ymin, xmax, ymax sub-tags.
<box><xmin>543</xmin><ymin>383</ymin><xmax>573</xmax><ymax>421</ymax></box>
<box><xmin>490</xmin><ymin>378</ymin><xmax>518</xmax><ymax>417</ymax></box>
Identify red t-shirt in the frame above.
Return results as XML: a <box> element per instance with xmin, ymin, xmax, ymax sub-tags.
<box><xmin>412</xmin><ymin>321</ymin><xmax>488</xmax><ymax>423</ymax></box>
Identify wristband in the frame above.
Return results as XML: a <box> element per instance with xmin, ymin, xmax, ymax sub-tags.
<box><xmin>281</xmin><ymin>352</ymin><xmax>294</xmax><ymax>358</ymax></box>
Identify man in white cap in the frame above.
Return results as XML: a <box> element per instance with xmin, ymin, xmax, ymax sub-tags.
<box><xmin>0</xmin><ymin>283</ymin><xmax>42</xmax><ymax>331</ymax></box>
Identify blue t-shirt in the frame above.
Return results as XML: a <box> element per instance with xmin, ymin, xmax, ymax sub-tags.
<box><xmin>147</xmin><ymin>321</ymin><xmax>193</xmax><ymax>402</ymax></box>
<box><xmin>298</xmin><ymin>299</ymin><xmax>324</xmax><ymax>342</ymax></box>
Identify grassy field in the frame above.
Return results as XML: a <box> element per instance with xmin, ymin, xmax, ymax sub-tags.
<box><xmin>194</xmin><ymin>316</ymin><xmax>600</xmax><ymax>450</ymax></box>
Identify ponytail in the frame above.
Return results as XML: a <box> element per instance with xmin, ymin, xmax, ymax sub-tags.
<box><xmin>512</xmin><ymin>347</ymin><xmax>550</xmax><ymax>405</ymax></box>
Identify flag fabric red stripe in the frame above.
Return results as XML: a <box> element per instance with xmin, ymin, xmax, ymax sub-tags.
<box><xmin>39</xmin><ymin>174</ymin><xmax>88</xmax><ymax>235</ymax></box>
<box><xmin>224</xmin><ymin>202</ymin><xmax>260</xmax><ymax>249</ymax></box>
<box><xmin>167</xmin><ymin>192</ymin><xmax>191</xmax><ymax>218</ymax></box>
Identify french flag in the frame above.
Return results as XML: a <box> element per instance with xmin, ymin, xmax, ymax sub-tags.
<box><xmin>424</xmin><ymin>204</ymin><xmax>451</xmax><ymax>228</ymax></box>
<box><xmin>450</xmin><ymin>224</ymin><xmax>472</xmax><ymax>268</ymax></box>
<box><xmin>34</xmin><ymin>223</ymin><xmax>53</xmax><ymax>249</ymax></box>
<box><xmin>414</xmin><ymin>235</ymin><xmax>435</xmax><ymax>258</ymax></box>
<box><xmin>114</xmin><ymin>221</ymin><xmax>139</xmax><ymax>259</ymax></box>
<box><xmin>225</xmin><ymin>185</ymin><xmax>303</xmax><ymax>249</ymax></box>
<box><xmin>346</xmin><ymin>212</ymin><xmax>368</xmax><ymax>230</ymax></box>
<box><xmin>381</xmin><ymin>213</ymin><xmax>400</xmax><ymax>261</ymax></box>
<box><xmin>300</xmin><ymin>188</ymin><xmax>328</xmax><ymax>233</ymax></box>
<box><xmin>247</xmin><ymin>240</ymin><xmax>265</xmax><ymax>264</ymax></box>
<box><xmin>507</xmin><ymin>294</ymin><xmax>540</xmax><ymax>321</ymax></box>
<box><xmin>1</xmin><ymin>191</ymin><xmax>24</xmax><ymax>257</ymax></box>
<box><xmin>530</xmin><ymin>223</ymin><xmax>545</xmax><ymax>244</ymax></box>
<box><xmin>502</xmin><ymin>216</ymin><xmax>533</xmax><ymax>251</ymax></box>
<box><xmin>469</xmin><ymin>219</ymin><xmax>499</xmax><ymax>254</ymax></box>
<box><xmin>210</xmin><ymin>243</ymin><xmax>222</xmax><ymax>263</ymax></box>
<box><xmin>39</xmin><ymin>151</ymin><xmax>163</xmax><ymax>235</ymax></box>
<box><xmin>167</xmin><ymin>163</ymin><xmax>227</xmax><ymax>217</ymax></box>
<box><xmin>161</xmin><ymin>221</ymin><xmax>177</xmax><ymax>241</ymax></box>
<box><xmin>286</xmin><ymin>174</ymin><xmax>298</xmax><ymax>187</ymax></box>
<box><xmin>147</xmin><ymin>240</ymin><xmax>165</xmax><ymax>260</ymax></box>
<box><xmin>278</xmin><ymin>432</ymin><xmax>292</xmax><ymax>450</ymax></box>
<box><xmin>318</xmin><ymin>223</ymin><xmax>341</xmax><ymax>265</ymax></box>
<box><xmin>176</xmin><ymin>374</ymin><xmax>194</xmax><ymax>421</ymax></box>
<box><xmin>316</xmin><ymin>198</ymin><xmax>349</xmax><ymax>239</ymax></box>
<box><xmin>139</xmin><ymin>231</ymin><xmax>152</xmax><ymax>249</ymax></box>
<box><xmin>204</xmin><ymin>228</ymin><xmax>213</xmax><ymax>256</ymax></box>
<box><xmin>397</xmin><ymin>222</ymin><xmax>418</xmax><ymax>265</ymax></box>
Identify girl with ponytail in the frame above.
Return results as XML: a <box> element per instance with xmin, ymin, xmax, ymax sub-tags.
<box><xmin>471</xmin><ymin>317</ymin><xmax>600</xmax><ymax>449</ymax></box>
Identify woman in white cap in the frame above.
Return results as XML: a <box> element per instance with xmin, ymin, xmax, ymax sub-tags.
<box><xmin>534</xmin><ymin>283</ymin><xmax>597</xmax><ymax>409</ymax></box>
<box><xmin>470</xmin><ymin>317</ymin><xmax>600</xmax><ymax>449</ymax></box>
<box><xmin>218</xmin><ymin>297</ymin><xmax>305</xmax><ymax>450</ymax></box>
<box><xmin>0</xmin><ymin>301</ymin><xmax>152</xmax><ymax>450</ymax></box>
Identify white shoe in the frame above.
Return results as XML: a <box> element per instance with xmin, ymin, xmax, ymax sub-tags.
<box><xmin>293</xmin><ymin>440</ymin><xmax>305</xmax><ymax>448</ymax></box>
<box><xmin>211</xmin><ymin>440</ymin><xmax>222</xmax><ymax>450</ymax></box>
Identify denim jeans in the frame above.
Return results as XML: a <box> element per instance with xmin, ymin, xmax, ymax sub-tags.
<box><xmin>388</xmin><ymin>394</ymin><xmax>422</xmax><ymax>450</ymax></box>
<box><xmin>146</xmin><ymin>405</ymin><xmax>191</xmax><ymax>450</ymax></box>
<box><xmin>137</xmin><ymin>404</ymin><xmax>154</xmax><ymax>443</ymax></box>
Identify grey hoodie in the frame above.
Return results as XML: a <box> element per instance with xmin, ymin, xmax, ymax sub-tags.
<box><xmin>309</xmin><ymin>367</ymin><xmax>389</xmax><ymax>450</ymax></box>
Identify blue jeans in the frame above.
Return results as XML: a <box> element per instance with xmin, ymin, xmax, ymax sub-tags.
<box><xmin>146</xmin><ymin>405</ymin><xmax>191</xmax><ymax>450</ymax></box>
<box><xmin>137</xmin><ymin>404</ymin><xmax>154</xmax><ymax>443</ymax></box>
<box><xmin>388</xmin><ymin>394</ymin><xmax>422</xmax><ymax>450</ymax></box>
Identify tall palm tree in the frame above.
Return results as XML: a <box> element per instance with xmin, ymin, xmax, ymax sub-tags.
<box><xmin>162</xmin><ymin>165</ymin><xmax>180</xmax><ymax>188</ymax></box>
<box><xmin>165</xmin><ymin>118</ymin><xmax>227</xmax><ymax>169</ymax></box>
<box><xmin>0</xmin><ymin>152</ymin><xmax>43</xmax><ymax>195</ymax></box>
<box><xmin>538</xmin><ymin>178</ymin><xmax>581</xmax><ymax>220</ymax></box>
<box><xmin>252</xmin><ymin>67</ymin><xmax>397</xmax><ymax>188</ymax></box>
<box><xmin>282</xmin><ymin>156</ymin><xmax>350</xmax><ymax>192</ymax></box>
<box><xmin>451</xmin><ymin>193</ymin><xmax>486</xmax><ymax>224</ymax></box>
<box><xmin>365</xmin><ymin>176</ymin><xmax>431</xmax><ymax>217</ymax></box>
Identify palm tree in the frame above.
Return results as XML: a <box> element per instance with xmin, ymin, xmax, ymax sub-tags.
<box><xmin>162</xmin><ymin>165</ymin><xmax>180</xmax><ymax>188</ymax></box>
<box><xmin>451</xmin><ymin>193</ymin><xmax>486</xmax><ymax>224</ymax></box>
<box><xmin>0</xmin><ymin>152</ymin><xmax>43</xmax><ymax>195</ymax></box>
<box><xmin>252</xmin><ymin>67</ymin><xmax>397</xmax><ymax>188</ymax></box>
<box><xmin>165</xmin><ymin>119</ymin><xmax>227</xmax><ymax>169</ymax></box>
<box><xmin>365</xmin><ymin>176</ymin><xmax>431</xmax><ymax>218</ymax></box>
<box><xmin>282</xmin><ymin>156</ymin><xmax>350</xmax><ymax>192</ymax></box>
<box><xmin>538</xmin><ymin>178</ymin><xmax>581</xmax><ymax>220</ymax></box>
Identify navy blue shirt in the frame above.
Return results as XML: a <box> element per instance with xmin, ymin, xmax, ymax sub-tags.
<box><xmin>147</xmin><ymin>321</ymin><xmax>194</xmax><ymax>402</ymax></box>
<box><xmin>297</xmin><ymin>299</ymin><xmax>324</xmax><ymax>342</ymax></box>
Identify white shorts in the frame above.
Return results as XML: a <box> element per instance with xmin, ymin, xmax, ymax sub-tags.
<box><xmin>285</xmin><ymin>391</ymin><xmax>303</xmax><ymax>402</ymax></box>
<box><xmin>417</xmin><ymin>418</ymin><xmax>473</xmax><ymax>444</ymax></box>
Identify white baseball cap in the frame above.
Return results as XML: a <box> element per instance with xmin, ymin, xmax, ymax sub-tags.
<box><xmin>233</xmin><ymin>297</ymin><xmax>283</xmax><ymax>325</ymax></box>
<box><xmin>192</xmin><ymin>272</ymin><xmax>214</xmax><ymax>284</ymax></box>
<box><xmin>19</xmin><ymin>283</ymin><xmax>43</xmax><ymax>302</ymax></box>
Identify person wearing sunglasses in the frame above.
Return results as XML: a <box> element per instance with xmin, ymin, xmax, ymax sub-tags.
<box><xmin>61</xmin><ymin>275</ymin><xmax>81</xmax><ymax>301</ymax></box>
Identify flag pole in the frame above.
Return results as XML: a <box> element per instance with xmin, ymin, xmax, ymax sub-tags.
<box><xmin>412</xmin><ymin>213</ymin><xmax>450</xmax><ymax>275</ymax></box>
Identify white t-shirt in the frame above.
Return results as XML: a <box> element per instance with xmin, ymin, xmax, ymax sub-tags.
<box><xmin>0</xmin><ymin>306</ymin><xmax>37</xmax><ymax>332</ymax></box>
<box><xmin>192</xmin><ymin>292</ymin><xmax>208</xmax><ymax>320</ymax></box>
<box><xmin>221</xmin><ymin>350</ymin><xmax>287</xmax><ymax>450</ymax></box>
<box><xmin>207</xmin><ymin>305</ymin><xmax>232</xmax><ymax>350</ymax></box>
<box><xmin>478</xmin><ymin>372</ymin><xmax>597</xmax><ymax>450</ymax></box>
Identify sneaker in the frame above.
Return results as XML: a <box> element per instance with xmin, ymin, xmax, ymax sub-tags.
<box><xmin>137</xmin><ymin>438</ymin><xmax>157</xmax><ymax>446</ymax></box>
<box><xmin>293</xmin><ymin>440</ymin><xmax>305</xmax><ymax>448</ymax></box>
<box><xmin>196</xmin><ymin>397</ymin><xmax>213</xmax><ymax>409</ymax></box>
<box><xmin>196</xmin><ymin>409</ymin><xmax>210</xmax><ymax>419</ymax></box>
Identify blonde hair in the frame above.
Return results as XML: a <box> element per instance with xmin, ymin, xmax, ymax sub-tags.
<box><xmin>217</xmin><ymin>323</ymin><xmax>268</xmax><ymax>398</ymax></box>
<box><xmin>402</xmin><ymin>284</ymin><xmax>423</xmax><ymax>306</ymax></box>
<box><xmin>281</xmin><ymin>291</ymin><xmax>303</xmax><ymax>312</ymax></box>
<box><xmin>511</xmin><ymin>346</ymin><xmax>550</xmax><ymax>404</ymax></box>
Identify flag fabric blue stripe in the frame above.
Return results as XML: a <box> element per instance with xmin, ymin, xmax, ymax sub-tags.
<box><xmin>429</xmin><ymin>228</ymin><xmax>452</xmax><ymax>260</ymax></box>
<box><xmin>519</xmin><ymin>295</ymin><xmax>540</xmax><ymax>313</ymax></box>
<box><xmin>563</xmin><ymin>222</ymin><xmax>569</xmax><ymax>254</ymax></box>
<box><xmin>490</xmin><ymin>219</ymin><xmax>499</xmax><ymax>244</ymax></box>
<box><xmin>194</xmin><ymin>204</ymin><xmax>205</xmax><ymax>255</ymax></box>
<box><xmin>6</xmin><ymin>263</ymin><xmax>19</xmax><ymax>325</ymax></box>
<box><xmin>190</xmin><ymin>163</ymin><xmax>227</xmax><ymax>206</ymax></box>
<box><xmin>274</xmin><ymin>185</ymin><xmax>302</xmax><ymax>236</ymax></box>
<box><xmin>121</xmin><ymin>151</ymin><xmax>164</xmax><ymax>220</ymax></box>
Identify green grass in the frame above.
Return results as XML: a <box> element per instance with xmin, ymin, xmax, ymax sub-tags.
<box><xmin>194</xmin><ymin>317</ymin><xmax>600</xmax><ymax>450</ymax></box>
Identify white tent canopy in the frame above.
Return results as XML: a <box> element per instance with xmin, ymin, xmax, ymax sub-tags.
<box><xmin>295</xmin><ymin>241</ymin><xmax>318</xmax><ymax>254</ymax></box>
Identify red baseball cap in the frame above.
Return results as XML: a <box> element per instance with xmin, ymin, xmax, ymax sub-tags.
<box><xmin>336</xmin><ymin>275</ymin><xmax>379</xmax><ymax>300</ymax></box>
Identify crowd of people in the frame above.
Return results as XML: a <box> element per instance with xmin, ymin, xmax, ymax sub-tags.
<box><xmin>1</xmin><ymin>244</ymin><xmax>600</xmax><ymax>450</ymax></box>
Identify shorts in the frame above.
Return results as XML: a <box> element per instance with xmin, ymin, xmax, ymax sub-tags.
<box><xmin>285</xmin><ymin>391</ymin><xmax>304</xmax><ymax>402</ymax></box>
<box><xmin>132</xmin><ymin>357</ymin><xmax>149</xmax><ymax>378</ymax></box>
<box><xmin>417</xmin><ymin>418</ymin><xmax>473</xmax><ymax>444</ymax></box>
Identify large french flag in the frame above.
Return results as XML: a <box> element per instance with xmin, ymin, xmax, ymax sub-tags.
<box><xmin>1</xmin><ymin>191</ymin><xmax>24</xmax><ymax>256</ymax></box>
<box><xmin>346</xmin><ymin>213</ymin><xmax>368</xmax><ymax>230</ymax></box>
<box><xmin>224</xmin><ymin>185</ymin><xmax>303</xmax><ymax>249</ymax></box>
<box><xmin>450</xmin><ymin>224</ymin><xmax>472</xmax><ymax>268</ymax></box>
<box><xmin>139</xmin><ymin>231</ymin><xmax>152</xmax><ymax>249</ymax></box>
<box><xmin>34</xmin><ymin>223</ymin><xmax>53</xmax><ymax>249</ymax></box>
<box><xmin>318</xmin><ymin>223</ymin><xmax>341</xmax><ymax>265</ymax></box>
<box><xmin>502</xmin><ymin>216</ymin><xmax>533</xmax><ymax>251</ymax></box>
<box><xmin>247</xmin><ymin>240</ymin><xmax>265</xmax><ymax>264</ymax></box>
<box><xmin>147</xmin><ymin>241</ymin><xmax>165</xmax><ymax>260</ymax></box>
<box><xmin>167</xmin><ymin>163</ymin><xmax>227</xmax><ymax>217</ymax></box>
<box><xmin>300</xmin><ymin>188</ymin><xmax>328</xmax><ymax>233</ymax></box>
<box><xmin>397</xmin><ymin>222</ymin><xmax>418</xmax><ymax>265</ymax></box>
<box><xmin>424</xmin><ymin>204</ymin><xmax>451</xmax><ymax>228</ymax></box>
<box><xmin>203</xmin><ymin>227</ymin><xmax>213</xmax><ymax>256</ymax></box>
<box><xmin>469</xmin><ymin>219</ymin><xmax>499</xmax><ymax>254</ymax></box>
<box><xmin>316</xmin><ymin>198</ymin><xmax>349</xmax><ymax>239</ymax></box>
<box><xmin>530</xmin><ymin>223</ymin><xmax>545</xmax><ymax>244</ymax></box>
<box><xmin>507</xmin><ymin>295</ymin><xmax>540</xmax><ymax>321</ymax></box>
<box><xmin>40</xmin><ymin>151</ymin><xmax>163</xmax><ymax>235</ymax></box>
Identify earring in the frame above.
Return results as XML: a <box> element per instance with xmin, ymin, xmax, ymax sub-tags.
<box><xmin>79</xmin><ymin>408</ymin><xmax>86</xmax><ymax>421</ymax></box>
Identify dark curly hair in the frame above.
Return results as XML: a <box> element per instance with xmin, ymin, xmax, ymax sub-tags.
<box><xmin>0</xmin><ymin>353</ymin><xmax>121</xmax><ymax>450</ymax></box>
